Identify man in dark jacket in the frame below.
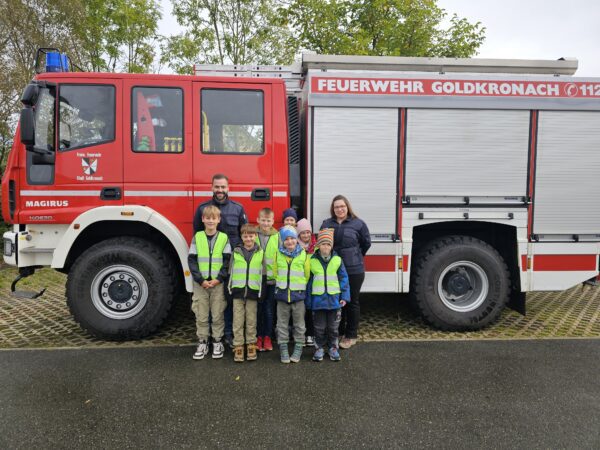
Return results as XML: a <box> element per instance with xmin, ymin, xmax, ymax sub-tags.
<box><xmin>193</xmin><ymin>174</ymin><xmax>247</xmax><ymax>248</ymax></box>
<box><xmin>193</xmin><ymin>174</ymin><xmax>248</xmax><ymax>346</ymax></box>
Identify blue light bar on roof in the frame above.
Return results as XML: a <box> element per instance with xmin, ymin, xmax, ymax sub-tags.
<box><xmin>45</xmin><ymin>52</ymin><xmax>69</xmax><ymax>72</ymax></box>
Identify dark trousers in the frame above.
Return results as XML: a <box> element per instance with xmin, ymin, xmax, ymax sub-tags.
<box><xmin>313</xmin><ymin>309</ymin><xmax>342</xmax><ymax>349</ymax></box>
<box><xmin>305</xmin><ymin>307</ymin><xmax>314</xmax><ymax>337</ymax></box>
<box><xmin>340</xmin><ymin>272</ymin><xmax>365</xmax><ymax>339</ymax></box>
<box><xmin>257</xmin><ymin>284</ymin><xmax>276</xmax><ymax>337</ymax></box>
<box><xmin>224</xmin><ymin>278</ymin><xmax>233</xmax><ymax>338</ymax></box>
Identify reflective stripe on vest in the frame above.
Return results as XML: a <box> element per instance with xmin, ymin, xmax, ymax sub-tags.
<box><xmin>276</xmin><ymin>250</ymin><xmax>307</xmax><ymax>291</ymax></box>
<box><xmin>256</xmin><ymin>233</ymin><xmax>279</xmax><ymax>278</ymax></box>
<box><xmin>195</xmin><ymin>231</ymin><xmax>228</xmax><ymax>279</ymax></box>
<box><xmin>230</xmin><ymin>249</ymin><xmax>264</xmax><ymax>292</ymax></box>
<box><xmin>310</xmin><ymin>255</ymin><xmax>342</xmax><ymax>295</ymax></box>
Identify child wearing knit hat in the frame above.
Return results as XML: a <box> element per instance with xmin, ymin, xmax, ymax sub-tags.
<box><xmin>306</xmin><ymin>228</ymin><xmax>351</xmax><ymax>362</ymax></box>
<box><xmin>296</xmin><ymin>218</ymin><xmax>316</xmax><ymax>254</ymax></box>
<box><xmin>296</xmin><ymin>218</ymin><xmax>317</xmax><ymax>347</ymax></box>
<box><xmin>282</xmin><ymin>208</ymin><xmax>298</xmax><ymax>227</ymax></box>
<box><xmin>273</xmin><ymin>225</ymin><xmax>311</xmax><ymax>363</ymax></box>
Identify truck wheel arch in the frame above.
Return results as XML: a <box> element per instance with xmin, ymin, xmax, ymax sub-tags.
<box><xmin>51</xmin><ymin>206</ymin><xmax>193</xmax><ymax>292</ymax></box>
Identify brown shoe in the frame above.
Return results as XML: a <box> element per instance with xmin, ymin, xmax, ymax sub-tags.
<box><xmin>339</xmin><ymin>337</ymin><xmax>357</xmax><ymax>349</ymax></box>
<box><xmin>247</xmin><ymin>343</ymin><xmax>258</xmax><ymax>361</ymax></box>
<box><xmin>234</xmin><ymin>345</ymin><xmax>244</xmax><ymax>362</ymax></box>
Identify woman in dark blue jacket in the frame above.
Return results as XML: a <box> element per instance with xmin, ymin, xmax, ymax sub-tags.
<box><xmin>320</xmin><ymin>195</ymin><xmax>371</xmax><ymax>348</ymax></box>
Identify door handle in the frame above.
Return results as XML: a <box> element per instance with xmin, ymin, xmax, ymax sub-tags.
<box><xmin>100</xmin><ymin>187</ymin><xmax>122</xmax><ymax>200</ymax></box>
<box><xmin>251</xmin><ymin>188</ymin><xmax>270</xmax><ymax>201</ymax></box>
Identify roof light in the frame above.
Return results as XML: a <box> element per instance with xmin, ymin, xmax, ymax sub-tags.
<box><xmin>45</xmin><ymin>52</ymin><xmax>69</xmax><ymax>73</ymax></box>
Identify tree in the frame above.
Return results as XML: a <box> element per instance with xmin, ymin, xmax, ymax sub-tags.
<box><xmin>73</xmin><ymin>0</ymin><xmax>162</xmax><ymax>73</ymax></box>
<box><xmin>161</xmin><ymin>0</ymin><xmax>297</xmax><ymax>74</ymax></box>
<box><xmin>283</xmin><ymin>0</ymin><xmax>485</xmax><ymax>58</ymax></box>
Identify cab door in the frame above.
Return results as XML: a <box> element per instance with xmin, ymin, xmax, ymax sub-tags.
<box><xmin>192</xmin><ymin>82</ymin><xmax>274</xmax><ymax>224</ymax></box>
<box><xmin>123</xmin><ymin>79</ymin><xmax>193</xmax><ymax>237</ymax></box>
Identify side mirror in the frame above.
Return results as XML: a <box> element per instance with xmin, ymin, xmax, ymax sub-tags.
<box><xmin>20</xmin><ymin>108</ymin><xmax>35</xmax><ymax>146</ymax></box>
<box><xmin>21</xmin><ymin>83</ymin><xmax>40</xmax><ymax>107</ymax></box>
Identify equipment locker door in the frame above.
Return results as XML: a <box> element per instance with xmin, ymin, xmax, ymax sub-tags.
<box><xmin>192</xmin><ymin>82</ymin><xmax>274</xmax><ymax>223</ymax></box>
<box><xmin>123</xmin><ymin>80</ymin><xmax>193</xmax><ymax>237</ymax></box>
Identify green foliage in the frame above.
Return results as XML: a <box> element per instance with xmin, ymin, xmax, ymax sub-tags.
<box><xmin>161</xmin><ymin>0</ymin><xmax>297</xmax><ymax>74</ymax></box>
<box><xmin>282</xmin><ymin>0</ymin><xmax>485</xmax><ymax>58</ymax></box>
<box><xmin>73</xmin><ymin>0</ymin><xmax>162</xmax><ymax>73</ymax></box>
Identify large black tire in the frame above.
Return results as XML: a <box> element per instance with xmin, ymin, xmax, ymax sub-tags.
<box><xmin>411</xmin><ymin>235</ymin><xmax>510</xmax><ymax>331</ymax></box>
<box><xmin>66</xmin><ymin>237</ymin><xmax>177</xmax><ymax>340</ymax></box>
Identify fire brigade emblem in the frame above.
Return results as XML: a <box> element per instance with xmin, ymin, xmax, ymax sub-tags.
<box><xmin>82</xmin><ymin>158</ymin><xmax>98</xmax><ymax>175</ymax></box>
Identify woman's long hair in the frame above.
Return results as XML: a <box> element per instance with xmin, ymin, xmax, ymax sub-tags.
<box><xmin>329</xmin><ymin>194</ymin><xmax>358</xmax><ymax>219</ymax></box>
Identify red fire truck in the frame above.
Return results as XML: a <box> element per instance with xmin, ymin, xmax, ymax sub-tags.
<box><xmin>2</xmin><ymin>51</ymin><xmax>600</xmax><ymax>339</ymax></box>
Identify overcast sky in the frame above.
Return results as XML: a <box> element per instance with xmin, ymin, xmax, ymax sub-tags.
<box><xmin>158</xmin><ymin>0</ymin><xmax>600</xmax><ymax>77</ymax></box>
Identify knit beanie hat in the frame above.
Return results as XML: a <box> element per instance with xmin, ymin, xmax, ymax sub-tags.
<box><xmin>279</xmin><ymin>225</ymin><xmax>298</xmax><ymax>242</ymax></box>
<box><xmin>317</xmin><ymin>228</ymin><xmax>334</xmax><ymax>247</ymax></box>
<box><xmin>282</xmin><ymin>208</ymin><xmax>298</xmax><ymax>222</ymax></box>
<box><xmin>296</xmin><ymin>218</ymin><xmax>312</xmax><ymax>234</ymax></box>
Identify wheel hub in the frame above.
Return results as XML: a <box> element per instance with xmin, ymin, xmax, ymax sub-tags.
<box><xmin>446</xmin><ymin>272</ymin><xmax>471</xmax><ymax>296</ymax></box>
<box><xmin>91</xmin><ymin>265</ymin><xmax>148</xmax><ymax>319</ymax></box>
<box><xmin>437</xmin><ymin>261</ymin><xmax>489</xmax><ymax>313</ymax></box>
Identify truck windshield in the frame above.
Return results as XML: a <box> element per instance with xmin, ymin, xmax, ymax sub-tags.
<box><xmin>34</xmin><ymin>87</ymin><xmax>56</xmax><ymax>152</ymax></box>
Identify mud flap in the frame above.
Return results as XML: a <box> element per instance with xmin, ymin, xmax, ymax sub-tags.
<box><xmin>507</xmin><ymin>289</ymin><xmax>526</xmax><ymax>316</ymax></box>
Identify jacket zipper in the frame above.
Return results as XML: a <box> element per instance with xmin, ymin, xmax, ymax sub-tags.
<box><xmin>323</xmin><ymin>258</ymin><xmax>328</xmax><ymax>295</ymax></box>
<box><xmin>287</xmin><ymin>259</ymin><xmax>292</xmax><ymax>303</ymax></box>
<box><xmin>244</xmin><ymin>252</ymin><xmax>250</xmax><ymax>298</ymax></box>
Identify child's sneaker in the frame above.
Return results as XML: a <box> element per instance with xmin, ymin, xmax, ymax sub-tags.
<box><xmin>263</xmin><ymin>336</ymin><xmax>273</xmax><ymax>351</ymax></box>
<box><xmin>256</xmin><ymin>336</ymin><xmax>264</xmax><ymax>352</ymax></box>
<box><xmin>234</xmin><ymin>345</ymin><xmax>244</xmax><ymax>363</ymax></box>
<box><xmin>212</xmin><ymin>340</ymin><xmax>224</xmax><ymax>359</ymax></box>
<box><xmin>290</xmin><ymin>343</ymin><xmax>303</xmax><ymax>363</ymax></box>
<box><xmin>312</xmin><ymin>347</ymin><xmax>324</xmax><ymax>362</ymax></box>
<box><xmin>193</xmin><ymin>341</ymin><xmax>209</xmax><ymax>360</ymax></box>
<box><xmin>279</xmin><ymin>344</ymin><xmax>290</xmax><ymax>364</ymax></box>
<box><xmin>305</xmin><ymin>336</ymin><xmax>315</xmax><ymax>347</ymax></box>
<box><xmin>329</xmin><ymin>347</ymin><xmax>341</xmax><ymax>362</ymax></box>
<box><xmin>247</xmin><ymin>343</ymin><xmax>258</xmax><ymax>361</ymax></box>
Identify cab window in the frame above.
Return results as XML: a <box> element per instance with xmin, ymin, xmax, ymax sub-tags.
<box><xmin>201</xmin><ymin>89</ymin><xmax>264</xmax><ymax>154</ymax></box>
<box><xmin>132</xmin><ymin>87</ymin><xmax>183</xmax><ymax>152</ymax></box>
<box><xmin>59</xmin><ymin>85</ymin><xmax>115</xmax><ymax>151</ymax></box>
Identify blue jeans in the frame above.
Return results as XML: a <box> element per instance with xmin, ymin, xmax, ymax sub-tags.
<box><xmin>257</xmin><ymin>284</ymin><xmax>275</xmax><ymax>338</ymax></box>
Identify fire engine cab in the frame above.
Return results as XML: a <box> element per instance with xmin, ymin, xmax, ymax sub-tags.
<box><xmin>2</xmin><ymin>50</ymin><xmax>600</xmax><ymax>339</ymax></box>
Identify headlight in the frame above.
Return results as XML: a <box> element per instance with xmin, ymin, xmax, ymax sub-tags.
<box><xmin>4</xmin><ymin>238</ymin><xmax>14</xmax><ymax>257</ymax></box>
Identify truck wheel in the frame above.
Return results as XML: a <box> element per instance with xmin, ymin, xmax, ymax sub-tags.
<box><xmin>66</xmin><ymin>237</ymin><xmax>177</xmax><ymax>340</ymax></box>
<box><xmin>411</xmin><ymin>235</ymin><xmax>510</xmax><ymax>331</ymax></box>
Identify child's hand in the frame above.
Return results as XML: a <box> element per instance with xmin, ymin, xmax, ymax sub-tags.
<box><xmin>340</xmin><ymin>300</ymin><xmax>347</xmax><ymax>307</ymax></box>
<box><xmin>201</xmin><ymin>280</ymin><xmax>211</xmax><ymax>289</ymax></box>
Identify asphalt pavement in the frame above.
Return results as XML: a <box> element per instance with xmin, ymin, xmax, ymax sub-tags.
<box><xmin>1</xmin><ymin>340</ymin><xmax>599</xmax><ymax>449</ymax></box>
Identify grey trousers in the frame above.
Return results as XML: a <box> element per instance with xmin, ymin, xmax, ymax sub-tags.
<box><xmin>276</xmin><ymin>301</ymin><xmax>306</xmax><ymax>344</ymax></box>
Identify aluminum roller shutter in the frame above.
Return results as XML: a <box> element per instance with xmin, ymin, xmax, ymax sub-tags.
<box><xmin>534</xmin><ymin>111</ymin><xmax>600</xmax><ymax>236</ymax></box>
<box><xmin>312</xmin><ymin>107</ymin><xmax>398</xmax><ymax>236</ymax></box>
<box><xmin>405</xmin><ymin>109</ymin><xmax>530</xmax><ymax>201</ymax></box>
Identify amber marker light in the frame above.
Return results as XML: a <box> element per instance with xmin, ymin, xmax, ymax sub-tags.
<box><xmin>398</xmin><ymin>257</ymin><xmax>403</xmax><ymax>271</ymax></box>
<box><xmin>73</xmin><ymin>224</ymin><xmax>80</xmax><ymax>230</ymax></box>
<box><xmin>121</xmin><ymin>212</ymin><xmax>134</xmax><ymax>216</ymax></box>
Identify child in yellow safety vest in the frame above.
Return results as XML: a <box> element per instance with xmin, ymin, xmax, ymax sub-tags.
<box><xmin>188</xmin><ymin>205</ymin><xmax>231</xmax><ymax>361</ymax></box>
<box><xmin>273</xmin><ymin>225</ymin><xmax>311</xmax><ymax>364</ymax></box>
<box><xmin>228</xmin><ymin>224</ymin><xmax>264</xmax><ymax>362</ymax></box>
<box><xmin>306</xmin><ymin>229</ymin><xmax>351</xmax><ymax>362</ymax></box>
<box><xmin>255</xmin><ymin>208</ymin><xmax>279</xmax><ymax>352</ymax></box>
